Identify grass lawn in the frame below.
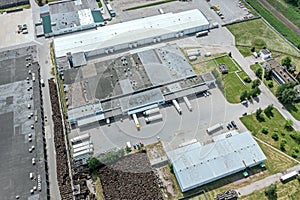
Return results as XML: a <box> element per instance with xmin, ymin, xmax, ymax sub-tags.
<box><xmin>240</xmin><ymin>178</ymin><xmax>300</xmax><ymax>200</ymax></box>
<box><xmin>214</xmin><ymin>56</ymin><xmax>252</xmax><ymax>103</ymax></box>
<box><xmin>227</xmin><ymin>19</ymin><xmax>300</xmax><ymax>57</ymax></box>
<box><xmin>256</xmin><ymin>140</ymin><xmax>297</xmax><ymax>174</ymax></box>
<box><xmin>245</xmin><ymin>0</ymin><xmax>300</xmax><ymax>48</ymax></box>
<box><xmin>240</xmin><ymin>108</ymin><xmax>300</xmax><ymax>160</ymax></box>
<box><xmin>284</xmin><ymin>101</ymin><xmax>300</xmax><ymax>121</ymax></box>
<box><xmin>264</xmin><ymin>0</ymin><xmax>300</xmax><ymax>29</ymax></box>
<box><xmin>0</xmin><ymin>4</ymin><xmax>30</xmax><ymax>13</ymax></box>
<box><xmin>192</xmin><ymin>60</ymin><xmax>217</xmax><ymax>75</ymax></box>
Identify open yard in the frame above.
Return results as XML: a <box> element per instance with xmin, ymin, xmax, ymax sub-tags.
<box><xmin>264</xmin><ymin>0</ymin><xmax>300</xmax><ymax>29</ymax></box>
<box><xmin>240</xmin><ymin>107</ymin><xmax>300</xmax><ymax>160</ymax></box>
<box><xmin>240</xmin><ymin>178</ymin><xmax>300</xmax><ymax>200</ymax></box>
<box><xmin>227</xmin><ymin>19</ymin><xmax>300</xmax><ymax>57</ymax></box>
<box><xmin>244</xmin><ymin>0</ymin><xmax>300</xmax><ymax>48</ymax></box>
<box><xmin>213</xmin><ymin>56</ymin><xmax>252</xmax><ymax>103</ymax></box>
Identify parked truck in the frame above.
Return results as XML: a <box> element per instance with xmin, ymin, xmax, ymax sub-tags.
<box><xmin>70</xmin><ymin>133</ymin><xmax>90</xmax><ymax>144</ymax></box>
<box><xmin>145</xmin><ymin>114</ymin><xmax>163</xmax><ymax>123</ymax></box>
<box><xmin>206</xmin><ymin>123</ymin><xmax>223</xmax><ymax>134</ymax></box>
<box><xmin>172</xmin><ymin>99</ymin><xmax>182</xmax><ymax>114</ymax></box>
<box><xmin>183</xmin><ymin>96</ymin><xmax>192</xmax><ymax>111</ymax></box>
<box><xmin>132</xmin><ymin>114</ymin><xmax>140</xmax><ymax>129</ymax></box>
<box><xmin>143</xmin><ymin>107</ymin><xmax>160</xmax><ymax>116</ymax></box>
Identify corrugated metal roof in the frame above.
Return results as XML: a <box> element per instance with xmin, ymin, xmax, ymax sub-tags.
<box><xmin>54</xmin><ymin>9</ymin><xmax>209</xmax><ymax>57</ymax></box>
<box><xmin>167</xmin><ymin>131</ymin><xmax>266</xmax><ymax>192</ymax></box>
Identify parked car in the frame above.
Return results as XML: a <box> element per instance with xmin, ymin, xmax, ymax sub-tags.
<box><xmin>231</xmin><ymin>121</ymin><xmax>237</xmax><ymax>128</ymax></box>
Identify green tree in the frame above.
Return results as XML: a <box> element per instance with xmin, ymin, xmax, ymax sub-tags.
<box><xmin>272</xmin><ymin>132</ymin><xmax>279</xmax><ymax>141</ymax></box>
<box><xmin>252</xmin><ymin>79</ymin><xmax>261</xmax><ymax>88</ymax></box>
<box><xmin>281</xmin><ymin>89</ymin><xmax>297</xmax><ymax>104</ymax></box>
<box><xmin>276</xmin><ymin>82</ymin><xmax>296</xmax><ymax>103</ymax></box>
<box><xmin>255</xmin><ymin>68</ymin><xmax>263</xmax><ymax>79</ymax></box>
<box><xmin>268</xmin><ymin>81</ymin><xmax>274</xmax><ymax>88</ymax></box>
<box><xmin>87</xmin><ymin>157</ymin><xmax>100</xmax><ymax>171</ymax></box>
<box><xmin>264</xmin><ymin>104</ymin><xmax>274</xmax><ymax>118</ymax></box>
<box><xmin>281</xmin><ymin>56</ymin><xmax>292</xmax><ymax>67</ymax></box>
<box><xmin>284</xmin><ymin>119</ymin><xmax>293</xmax><ymax>130</ymax></box>
<box><xmin>265</xmin><ymin>184</ymin><xmax>277</xmax><ymax>200</ymax></box>
<box><xmin>240</xmin><ymin>90</ymin><xmax>248</xmax><ymax>101</ymax></box>
<box><xmin>256</xmin><ymin>108</ymin><xmax>264</xmax><ymax>121</ymax></box>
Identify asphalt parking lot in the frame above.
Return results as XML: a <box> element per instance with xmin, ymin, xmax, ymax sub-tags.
<box><xmin>69</xmin><ymin>86</ymin><xmax>251</xmax><ymax>154</ymax></box>
<box><xmin>0</xmin><ymin>9</ymin><xmax>34</xmax><ymax>48</ymax></box>
<box><xmin>107</xmin><ymin>0</ymin><xmax>249</xmax><ymax>25</ymax></box>
<box><xmin>108</xmin><ymin>0</ymin><xmax>221</xmax><ymax>25</ymax></box>
<box><xmin>208</xmin><ymin>0</ymin><xmax>250</xmax><ymax>23</ymax></box>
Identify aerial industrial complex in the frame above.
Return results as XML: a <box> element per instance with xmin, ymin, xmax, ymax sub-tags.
<box><xmin>1</xmin><ymin>0</ymin><xmax>300</xmax><ymax>199</ymax></box>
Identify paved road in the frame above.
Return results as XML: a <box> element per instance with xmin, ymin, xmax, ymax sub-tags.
<box><xmin>28</xmin><ymin>0</ymin><xmax>61</xmax><ymax>199</ymax></box>
<box><xmin>237</xmin><ymin>163</ymin><xmax>300</xmax><ymax>196</ymax></box>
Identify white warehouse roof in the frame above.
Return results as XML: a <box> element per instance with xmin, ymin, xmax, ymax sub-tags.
<box><xmin>54</xmin><ymin>9</ymin><xmax>209</xmax><ymax>57</ymax></box>
<box><xmin>167</xmin><ymin>131</ymin><xmax>266</xmax><ymax>192</ymax></box>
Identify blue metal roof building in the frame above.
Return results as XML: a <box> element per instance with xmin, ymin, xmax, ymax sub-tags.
<box><xmin>167</xmin><ymin>131</ymin><xmax>266</xmax><ymax>192</ymax></box>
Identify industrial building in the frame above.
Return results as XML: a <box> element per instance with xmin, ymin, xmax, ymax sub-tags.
<box><xmin>167</xmin><ymin>131</ymin><xmax>266</xmax><ymax>192</ymax></box>
<box><xmin>0</xmin><ymin>46</ymin><xmax>48</xmax><ymax>199</ymax></box>
<box><xmin>263</xmin><ymin>59</ymin><xmax>297</xmax><ymax>84</ymax></box>
<box><xmin>63</xmin><ymin>45</ymin><xmax>215</xmax><ymax>127</ymax></box>
<box><xmin>37</xmin><ymin>0</ymin><xmax>105</xmax><ymax>37</ymax></box>
<box><xmin>53</xmin><ymin>9</ymin><xmax>209</xmax><ymax>58</ymax></box>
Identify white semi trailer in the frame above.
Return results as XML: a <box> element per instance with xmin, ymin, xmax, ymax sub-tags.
<box><xmin>206</xmin><ymin>123</ymin><xmax>223</xmax><ymax>133</ymax></box>
<box><xmin>183</xmin><ymin>96</ymin><xmax>192</xmax><ymax>111</ymax></box>
<box><xmin>172</xmin><ymin>99</ymin><xmax>182</xmax><ymax>114</ymax></box>
<box><xmin>132</xmin><ymin>114</ymin><xmax>140</xmax><ymax>129</ymax></box>
<box><xmin>72</xmin><ymin>141</ymin><xmax>92</xmax><ymax>149</ymax></box>
<box><xmin>73</xmin><ymin>144</ymin><xmax>94</xmax><ymax>154</ymax></box>
<box><xmin>70</xmin><ymin>133</ymin><xmax>90</xmax><ymax>144</ymax></box>
<box><xmin>145</xmin><ymin>114</ymin><xmax>163</xmax><ymax>123</ymax></box>
<box><xmin>143</xmin><ymin>107</ymin><xmax>160</xmax><ymax>116</ymax></box>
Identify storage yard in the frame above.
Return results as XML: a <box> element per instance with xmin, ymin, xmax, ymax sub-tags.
<box><xmin>48</xmin><ymin>79</ymin><xmax>73</xmax><ymax>199</ymax></box>
<box><xmin>98</xmin><ymin>152</ymin><xmax>163</xmax><ymax>200</ymax></box>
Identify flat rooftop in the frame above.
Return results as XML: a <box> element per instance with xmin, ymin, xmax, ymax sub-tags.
<box><xmin>0</xmin><ymin>46</ymin><xmax>47</xmax><ymax>199</ymax></box>
<box><xmin>54</xmin><ymin>9</ymin><xmax>209</xmax><ymax>57</ymax></box>
<box><xmin>167</xmin><ymin>131</ymin><xmax>266</xmax><ymax>192</ymax></box>
<box><xmin>64</xmin><ymin>45</ymin><xmax>196</xmax><ymax>108</ymax></box>
<box><xmin>43</xmin><ymin>0</ymin><xmax>103</xmax><ymax>35</ymax></box>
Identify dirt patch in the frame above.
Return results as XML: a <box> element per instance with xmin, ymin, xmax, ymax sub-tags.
<box><xmin>98</xmin><ymin>152</ymin><xmax>163</xmax><ymax>200</ymax></box>
<box><xmin>146</xmin><ymin>141</ymin><xmax>166</xmax><ymax>161</ymax></box>
<box><xmin>156</xmin><ymin>166</ymin><xmax>178</xmax><ymax>199</ymax></box>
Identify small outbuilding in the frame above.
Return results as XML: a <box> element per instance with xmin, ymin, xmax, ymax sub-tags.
<box><xmin>259</xmin><ymin>49</ymin><xmax>271</xmax><ymax>60</ymax></box>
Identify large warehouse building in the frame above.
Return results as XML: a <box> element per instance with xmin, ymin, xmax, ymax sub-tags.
<box><xmin>54</xmin><ymin>9</ymin><xmax>209</xmax><ymax>58</ymax></box>
<box><xmin>167</xmin><ymin>131</ymin><xmax>266</xmax><ymax>192</ymax></box>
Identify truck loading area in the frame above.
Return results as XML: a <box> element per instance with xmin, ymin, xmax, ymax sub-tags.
<box><xmin>64</xmin><ymin>45</ymin><xmax>215</xmax><ymax>128</ymax></box>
